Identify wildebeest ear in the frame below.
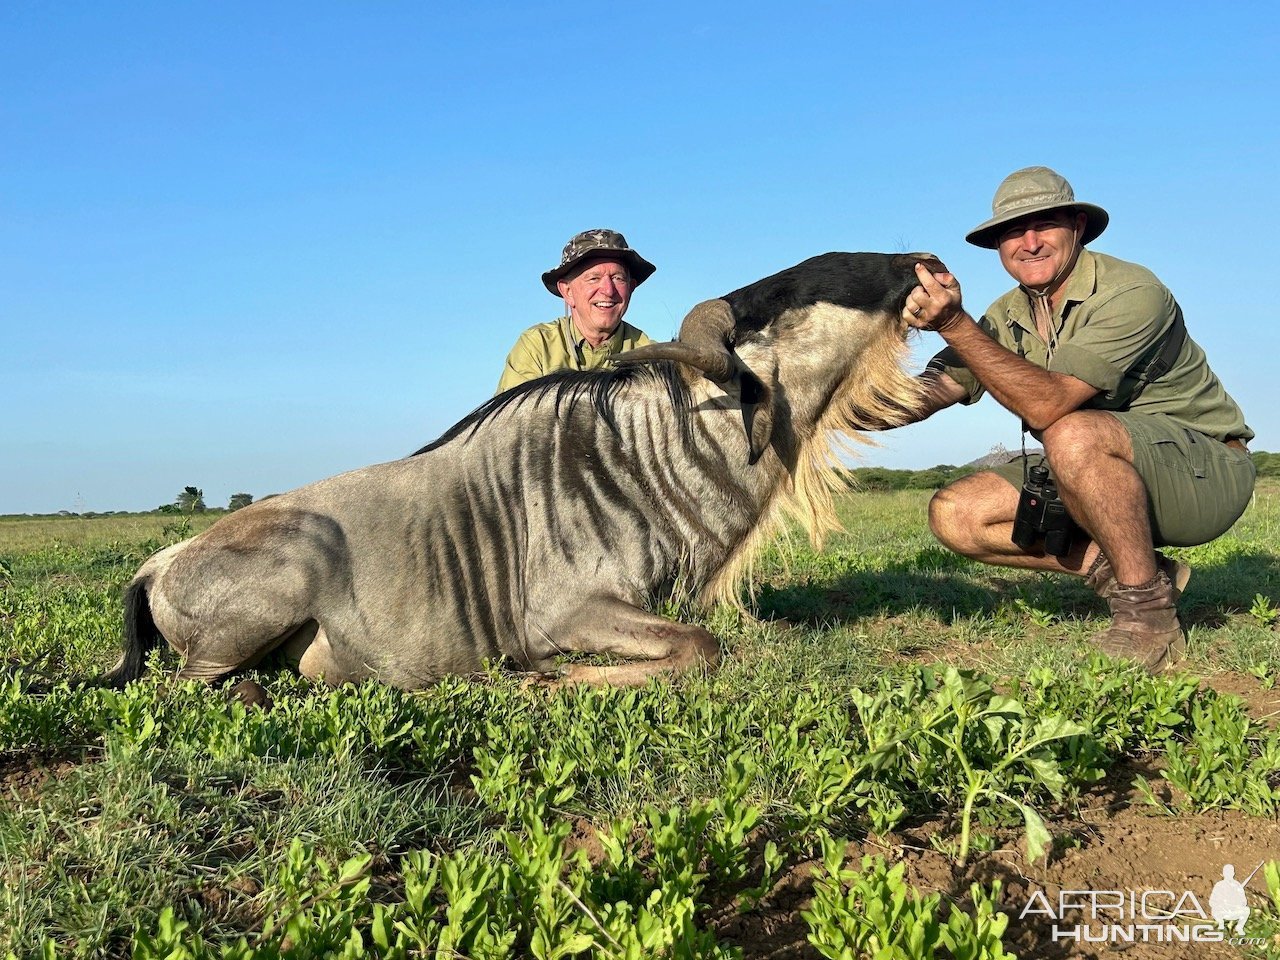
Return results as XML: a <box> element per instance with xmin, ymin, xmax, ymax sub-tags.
<box><xmin>738</xmin><ymin>368</ymin><xmax>773</xmax><ymax>465</ymax></box>
<box><xmin>616</xmin><ymin>298</ymin><xmax>774</xmax><ymax>464</ymax></box>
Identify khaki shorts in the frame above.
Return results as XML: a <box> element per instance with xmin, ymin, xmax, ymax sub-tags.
<box><xmin>989</xmin><ymin>413</ymin><xmax>1256</xmax><ymax>547</ymax></box>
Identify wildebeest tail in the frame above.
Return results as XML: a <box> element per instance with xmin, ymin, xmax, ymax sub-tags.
<box><xmin>103</xmin><ymin>579</ymin><xmax>160</xmax><ymax>688</ymax></box>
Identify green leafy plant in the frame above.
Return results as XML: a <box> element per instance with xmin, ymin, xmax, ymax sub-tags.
<box><xmin>802</xmin><ymin>842</ymin><xmax>1014</xmax><ymax>959</ymax></box>
<box><xmin>852</xmin><ymin>667</ymin><xmax>1088</xmax><ymax>865</ymax></box>
<box><xmin>1158</xmin><ymin>689</ymin><xmax>1280</xmax><ymax>815</ymax></box>
<box><xmin>1249</xmin><ymin>593</ymin><xmax>1280</xmax><ymax>628</ymax></box>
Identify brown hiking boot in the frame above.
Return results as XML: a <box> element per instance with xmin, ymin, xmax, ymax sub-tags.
<box><xmin>1083</xmin><ymin>550</ymin><xmax>1191</xmax><ymax>601</ymax></box>
<box><xmin>1087</xmin><ymin>570</ymin><xmax>1187</xmax><ymax>673</ymax></box>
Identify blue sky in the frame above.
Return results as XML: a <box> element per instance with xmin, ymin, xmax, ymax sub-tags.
<box><xmin>3</xmin><ymin>2</ymin><xmax>1277</xmax><ymax>514</ymax></box>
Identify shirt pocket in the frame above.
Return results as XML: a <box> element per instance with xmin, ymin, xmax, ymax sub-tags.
<box><xmin>1149</xmin><ymin>428</ymin><xmax>1208</xmax><ymax>479</ymax></box>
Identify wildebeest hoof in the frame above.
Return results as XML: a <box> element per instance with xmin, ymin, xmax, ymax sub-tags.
<box><xmin>227</xmin><ymin>679</ymin><xmax>273</xmax><ymax>711</ymax></box>
<box><xmin>517</xmin><ymin>671</ymin><xmax>567</xmax><ymax>693</ymax></box>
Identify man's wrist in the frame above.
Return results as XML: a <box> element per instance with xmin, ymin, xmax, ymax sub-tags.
<box><xmin>930</xmin><ymin>310</ymin><xmax>970</xmax><ymax>335</ymax></box>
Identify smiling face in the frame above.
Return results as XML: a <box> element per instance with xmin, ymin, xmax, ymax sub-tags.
<box><xmin>996</xmin><ymin>209</ymin><xmax>1088</xmax><ymax>294</ymax></box>
<box><xmin>558</xmin><ymin>257</ymin><xmax>633</xmax><ymax>347</ymax></box>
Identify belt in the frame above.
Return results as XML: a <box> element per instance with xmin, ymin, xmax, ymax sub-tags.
<box><xmin>1225</xmin><ymin>437</ymin><xmax>1248</xmax><ymax>452</ymax></box>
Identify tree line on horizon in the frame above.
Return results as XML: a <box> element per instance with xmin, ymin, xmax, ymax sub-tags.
<box><xmin>154</xmin><ymin>487</ymin><xmax>254</xmax><ymax>515</ymax></box>
<box><xmin>10</xmin><ymin>451</ymin><xmax>1280</xmax><ymax>519</ymax></box>
<box><xmin>849</xmin><ymin>448</ymin><xmax>1280</xmax><ymax>492</ymax></box>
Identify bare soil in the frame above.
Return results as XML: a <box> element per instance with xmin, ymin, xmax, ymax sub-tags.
<box><xmin>0</xmin><ymin>750</ymin><xmax>81</xmax><ymax>802</ymax></box>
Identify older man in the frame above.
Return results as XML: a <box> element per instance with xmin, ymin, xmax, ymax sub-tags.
<box><xmin>900</xmin><ymin>166</ymin><xmax>1255</xmax><ymax>672</ymax></box>
<box><xmin>497</xmin><ymin>229</ymin><xmax>655</xmax><ymax>393</ymax></box>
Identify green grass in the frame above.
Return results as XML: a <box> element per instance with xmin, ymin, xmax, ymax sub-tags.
<box><xmin>2</xmin><ymin>483</ymin><xmax>1279</xmax><ymax>957</ymax></box>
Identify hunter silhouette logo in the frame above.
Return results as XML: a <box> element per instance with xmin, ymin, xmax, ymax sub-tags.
<box><xmin>1209</xmin><ymin>862</ymin><xmax>1260</xmax><ymax>935</ymax></box>
<box><xmin>1020</xmin><ymin>860</ymin><xmax>1268</xmax><ymax>946</ymax></box>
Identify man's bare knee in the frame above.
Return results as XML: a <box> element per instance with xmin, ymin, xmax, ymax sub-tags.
<box><xmin>1044</xmin><ymin>411</ymin><xmax>1132</xmax><ymax>472</ymax></box>
<box><xmin>930</xmin><ymin>483</ymin><xmax>982</xmax><ymax>554</ymax></box>
<box><xmin>929</xmin><ymin>474</ymin><xmax>1012</xmax><ymax>553</ymax></box>
<box><xmin>928</xmin><ymin>486</ymin><xmax>964</xmax><ymax>546</ymax></box>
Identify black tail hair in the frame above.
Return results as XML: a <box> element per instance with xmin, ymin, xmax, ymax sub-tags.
<box><xmin>103</xmin><ymin>580</ymin><xmax>161</xmax><ymax>689</ymax></box>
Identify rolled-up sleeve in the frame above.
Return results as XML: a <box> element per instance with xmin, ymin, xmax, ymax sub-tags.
<box><xmin>1047</xmin><ymin>283</ymin><xmax>1175</xmax><ymax>393</ymax></box>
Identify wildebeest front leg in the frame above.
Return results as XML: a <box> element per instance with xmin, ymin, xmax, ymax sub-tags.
<box><xmin>546</xmin><ymin>599</ymin><xmax>721</xmax><ymax>686</ymax></box>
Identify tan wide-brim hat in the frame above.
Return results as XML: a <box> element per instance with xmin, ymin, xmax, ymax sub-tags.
<box><xmin>541</xmin><ymin>228</ymin><xmax>657</xmax><ymax>295</ymax></box>
<box><xmin>966</xmin><ymin>166</ymin><xmax>1109</xmax><ymax>249</ymax></box>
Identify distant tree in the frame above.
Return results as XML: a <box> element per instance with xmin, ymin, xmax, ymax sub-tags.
<box><xmin>157</xmin><ymin>503</ymin><xmax>181</xmax><ymax>514</ymax></box>
<box><xmin>1252</xmin><ymin>451</ymin><xmax>1280</xmax><ymax>479</ymax></box>
<box><xmin>228</xmin><ymin>492</ymin><xmax>254</xmax><ymax>511</ymax></box>
<box><xmin>176</xmin><ymin>486</ymin><xmax>206</xmax><ymax>513</ymax></box>
<box><xmin>907</xmin><ymin>469</ymin><xmax>948</xmax><ymax>490</ymax></box>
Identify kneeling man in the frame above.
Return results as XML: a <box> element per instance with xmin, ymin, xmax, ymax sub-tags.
<box><xmin>900</xmin><ymin>166</ymin><xmax>1255</xmax><ymax>672</ymax></box>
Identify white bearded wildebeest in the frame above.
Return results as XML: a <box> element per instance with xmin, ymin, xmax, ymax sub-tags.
<box><xmin>107</xmin><ymin>252</ymin><xmax>945</xmax><ymax>689</ymax></box>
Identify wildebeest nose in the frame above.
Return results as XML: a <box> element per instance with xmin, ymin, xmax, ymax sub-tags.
<box><xmin>894</xmin><ymin>252</ymin><xmax>948</xmax><ymax>275</ymax></box>
<box><xmin>914</xmin><ymin>252</ymin><xmax>948</xmax><ymax>274</ymax></box>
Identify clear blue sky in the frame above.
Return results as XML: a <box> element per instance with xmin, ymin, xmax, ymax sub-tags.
<box><xmin>4</xmin><ymin>2</ymin><xmax>1276</xmax><ymax>514</ymax></box>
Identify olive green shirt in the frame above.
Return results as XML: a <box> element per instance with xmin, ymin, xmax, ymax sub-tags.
<box><xmin>928</xmin><ymin>249</ymin><xmax>1253</xmax><ymax>443</ymax></box>
<box><xmin>496</xmin><ymin>316</ymin><xmax>652</xmax><ymax>394</ymax></box>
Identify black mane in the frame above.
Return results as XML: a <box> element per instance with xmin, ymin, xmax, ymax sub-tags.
<box><xmin>410</xmin><ymin>360</ymin><xmax>691</xmax><ymax>457</ymax></box>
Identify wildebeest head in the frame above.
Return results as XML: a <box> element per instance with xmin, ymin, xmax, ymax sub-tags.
<box><xmin>618</xmin><ymin>252</ymin><xmax>946</xmax><ymax>464</ymax></box>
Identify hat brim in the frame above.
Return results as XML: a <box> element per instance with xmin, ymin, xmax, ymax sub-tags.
<box><xmin>966</xmin><ymin>201</ymin><xmax>1109</xmax><ymax>249</ymax></box>
<box><xmin>542</xmin><ymin>249</ymin><xmax>656</xmax><ymax>295</ymax></box>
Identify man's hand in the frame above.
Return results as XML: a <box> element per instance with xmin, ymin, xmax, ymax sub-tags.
<box><xmin>903</xmin><ymin>262</ymin><xmax>966</xmax><ymax>333</ymax></box>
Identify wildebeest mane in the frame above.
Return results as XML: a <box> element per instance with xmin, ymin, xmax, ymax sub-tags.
<box><xmin>410</xmin><ymin>361</ymin><xmax>693</xmax><ymax>457</ymax></box>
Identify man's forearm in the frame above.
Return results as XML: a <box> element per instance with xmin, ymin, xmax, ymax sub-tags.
<box><xmin>901</xmin><ymin>263</ymin><xmax>1097</xmax><ymax>429</ymax></box>
<box><xmin>934</xmin><ymin>313</ymin><xmax>1091</xmax><ymax>429</ymax></box>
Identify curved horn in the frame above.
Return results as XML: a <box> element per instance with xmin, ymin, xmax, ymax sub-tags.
<box><xmin>613</xmin><ymin>299</ymin><xmax>736</xmax><ymax>382</ymax></box>
<box><xmin>616</xmin><ymin>298</ymin><xmax>774</xmax><ymax>465</ymax></box>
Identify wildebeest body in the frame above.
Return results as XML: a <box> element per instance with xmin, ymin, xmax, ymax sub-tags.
<box><xmin>113</xmin><ymin>252</ymin><xmax>943</xmax><ymax>688</ymax></box>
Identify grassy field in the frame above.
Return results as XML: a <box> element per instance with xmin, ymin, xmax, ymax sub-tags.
<box><xmin>2</xmin><ymin>485</ymin><xmax>1279</xmax><ymax>958</ymax></box>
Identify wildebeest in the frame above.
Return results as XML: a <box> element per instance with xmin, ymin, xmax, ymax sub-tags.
<box><xmin>108</xmin><ymin>252</ymin><xmax>944</xmax><ymax>689</ymax></box>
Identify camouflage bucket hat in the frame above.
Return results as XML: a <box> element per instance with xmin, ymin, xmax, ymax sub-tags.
<box><xmin>966</xmin><ymin>166</ymin><xmax>1109</xmax><ymax>249</ymax></box>
<box><xmin>542</xmin><ymin>228</ymin><xmax>657</xmax><ymax>295</ymax></box>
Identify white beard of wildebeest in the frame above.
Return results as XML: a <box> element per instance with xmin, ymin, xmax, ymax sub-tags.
<box><xmin>108</xmin><ymin>252</ymin><xmax>943</xmax><ymax>689</ymax></box>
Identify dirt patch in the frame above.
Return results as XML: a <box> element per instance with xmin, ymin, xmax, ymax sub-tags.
<box><xmin>706</xmin><ymin>851</ymin><xmax>822</xmax><ymax>959</ymax></box>
<box><xmin>710</xmin><ymin>763</ymin><xmax>1280</xmax><ymax>958</ymax></box>
<box><xmin>0</xmin><ymin>751</ymin><xmax>82</xmax><ymax>803</ymax></box>
<box><xmin>1201</xmin><ymin>671</ymin><xmax>1280</xmax><ymax>728</ymax></box>
<box><xmin>925</xmin><ymin>804</ymin><xmax>1277</xmax><ymax>959</ymax></box>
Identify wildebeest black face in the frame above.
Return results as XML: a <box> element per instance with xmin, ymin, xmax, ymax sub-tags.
<box><xmin>722</xmin><ymin>252</ymin><xmax>948</xmax><ymax>337</ymax></box>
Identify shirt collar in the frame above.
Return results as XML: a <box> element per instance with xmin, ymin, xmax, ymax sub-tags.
<box><xmin>1058</xmin><ymin>247</ymin><xmax>1098</xmax><ymax>307</ymax></box>
<box><xmin>561</xmin><ymin>315</ymin><xmax>625</xmax><ymax>353</ymax></box>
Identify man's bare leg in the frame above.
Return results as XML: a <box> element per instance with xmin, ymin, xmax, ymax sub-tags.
<box><xmin>927</xmin><ymin>411</ymin><xmax>1184</xmax><ymax>672</ymax></box>
<box><xmin>1041</xmin><ymin>411</ymin><xmax>1156</xmax><ymax>586</ymax></box>
<box><xmin>928</xmin><ymin>472</ymin><xmax>1099</xmax><ymax>574</ymax></box>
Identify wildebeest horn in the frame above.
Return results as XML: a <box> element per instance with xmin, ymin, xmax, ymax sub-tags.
<box><xmin>616</xmin><ymin>299</ymin><xmax>774</xmax><ymax>465</ymax></box>
<box><xmin>614</xmin><ymin>299</ymin><xmax>737</xmax><ymax>381</ymax></box>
